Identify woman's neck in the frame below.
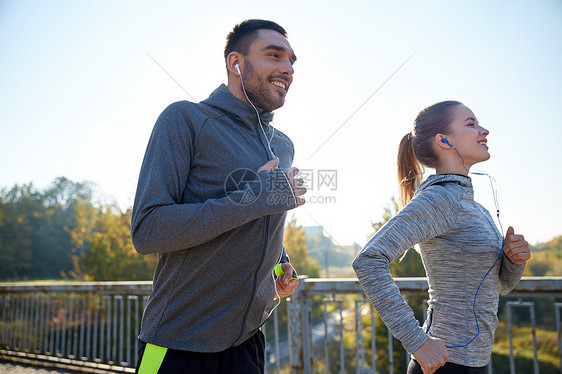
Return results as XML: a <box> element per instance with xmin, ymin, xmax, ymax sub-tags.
<box><xmin>435</xmin><ymin>158</ymin><xmax>470</xmax><ymax>176</ymax></box>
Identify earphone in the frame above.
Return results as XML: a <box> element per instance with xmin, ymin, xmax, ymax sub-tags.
<box><xmin>429</xmin><ymin>136</ymin><xmax>504</xmax><ymax>348</ymax></box>
<box><xmin>234</xmin><ymin>61</ymin><xmax>297</xmax><ymax>318</ymax></box>
<box><xmin>235</xmin><ymin>62</ymin><xmax>276</xmax><ymax>159</ymax></box>
<box><xmin>266</xmin><ymin>253</ymin><xmax>284</xmax><ymax>318</ymax></box>
<box><xmin>441</xmin><ymin>138</ymin><xmax>469</xmax><ymax>174</ymax></box>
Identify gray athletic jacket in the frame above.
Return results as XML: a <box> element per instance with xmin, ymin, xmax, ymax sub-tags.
<box><xmin>353</xmin><ymin>174</ymin><xmax>525</xmax><ymax>367</ymax></box>
<box><xmin>131</xmin><ymin>84</ymin><xmax>297</xmax><ymax>352</ymax></box>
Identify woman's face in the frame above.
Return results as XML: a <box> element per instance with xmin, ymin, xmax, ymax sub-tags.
<box><xmin>445</xmin><ymin>105</ymin><xmax>490</xmax><ymax>168</ymax></box>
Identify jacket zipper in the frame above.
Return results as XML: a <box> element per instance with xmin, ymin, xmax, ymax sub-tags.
<box><xmin>234</xmin><ymin>120</ymin><xmax>274</xmax><ymax>344</ymax></box>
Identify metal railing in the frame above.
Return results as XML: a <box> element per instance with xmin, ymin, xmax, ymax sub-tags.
<box><xmin>0</xmin><ymin>277</ymin><xmax>560</xmax><ymax>373</ymax></box>
<box><xmin>0</xmin><ymin>282</ymin><xmax>151</xmax><ymax>372</ymax></box>
<box><xmin>287</xmin><ymin>276</ymin><xmax>562</xmax><ymax>374</ymax></box>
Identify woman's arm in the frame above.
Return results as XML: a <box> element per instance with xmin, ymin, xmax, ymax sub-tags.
<box><xmin>352</xmin><ymin>185</ymin><xmax>461</xmax><ymax>354</ymax></box>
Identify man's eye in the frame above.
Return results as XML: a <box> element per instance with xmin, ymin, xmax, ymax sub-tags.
<box><xmin>269</xmin><ymin>53</ymin><xmax>279</xmax><ymax>58</ymax></box>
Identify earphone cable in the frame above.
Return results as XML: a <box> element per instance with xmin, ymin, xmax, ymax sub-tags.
<box><xmin>239</xmin><ymin>72</ymin><xmax>276</xmax><ymax>159</ymax></box>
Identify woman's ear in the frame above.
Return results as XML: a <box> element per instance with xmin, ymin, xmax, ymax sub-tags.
<box><xmin>435</xmin><ymin>134</ymin><xmax>452</xmax><ymax>149</ymax></box>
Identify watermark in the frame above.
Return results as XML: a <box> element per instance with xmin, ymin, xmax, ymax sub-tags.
<box><xmin>224</xmin><ymin>168</ymin><xmax>261</xmax><ymax>205</ymax></box>
<box><xmin>295</xmin><ymin>169</ymin><xmax>338</xmax><ymax>205</ymax></box>
<box><xmin>224</xmin><ymin>168</ymin><xmax>338</xmax><ymax>206</ymax></box>
<box><xmin>299</xmin><ymin>169</ymin><xmax>338</xmax><ymax>191</ymax></box>
<box><xmin>307</xmin><ymin>195</ymin><xmax>337</xmax><ymax>205</ymax></box>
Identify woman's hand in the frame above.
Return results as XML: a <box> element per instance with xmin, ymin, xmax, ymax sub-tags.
<box><xmin>412</xmin><ymin>336</ymin><xmax>449</xmax><ymax>374</ymax></box>
<box><xmin>503</xmin><ymin>226</ymin><xmax>531</xmax><ymax>265</ymax></box>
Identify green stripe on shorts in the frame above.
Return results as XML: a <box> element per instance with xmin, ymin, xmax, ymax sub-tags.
<box><xmin>138</xmin><ymin>343</ymin><xmax>168</xmax><ymax>374</ymax></box>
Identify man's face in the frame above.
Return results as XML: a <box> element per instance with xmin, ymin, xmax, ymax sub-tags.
<box><xmin>240</xmin><ymin>29</ymin><xmax>296</xmax><ymax>111</ymax></box>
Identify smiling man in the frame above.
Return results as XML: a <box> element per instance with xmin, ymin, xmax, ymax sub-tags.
<box><xmin>226</xmin><ymin>27</ymin><xmax>296</xmax><ymax>111</ymax></box>
<box><xmin>131</xmin><ymin>20</ymin><xmax>306</xmax><ymax>374</ymax></box>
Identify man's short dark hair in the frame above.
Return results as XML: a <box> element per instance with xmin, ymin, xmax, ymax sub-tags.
<box><xmin>224</xmin><ymin>19</ymin><xmax>287</xmax><ymax>61</ymax></box>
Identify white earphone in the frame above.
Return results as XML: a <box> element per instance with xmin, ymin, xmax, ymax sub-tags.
<box><xmin>235</xmin><ymin>61</ymin><xmax>276</xmax><ymax>159</ymax></box>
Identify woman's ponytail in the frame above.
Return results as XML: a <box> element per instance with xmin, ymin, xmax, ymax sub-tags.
<box><xmin>397</xmin><ymin>100</ymin><xmax>464</xmax><ymax>207</ymax></box>
<box><xmin>397</xmin><ymin>132</ymin><xmax>423</xmax><ymax>208</ymax></box>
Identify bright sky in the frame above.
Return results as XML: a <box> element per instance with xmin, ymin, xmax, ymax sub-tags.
<box><xmin>1</xmin><ymin>0</ymin><xmax>561</xmax><ymax>250</ymax></box>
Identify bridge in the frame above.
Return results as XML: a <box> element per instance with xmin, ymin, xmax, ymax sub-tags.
<box><xmin>1</xmin><ymin>277</ymin><xmax>560</xmax><ymax>373</ymax></box>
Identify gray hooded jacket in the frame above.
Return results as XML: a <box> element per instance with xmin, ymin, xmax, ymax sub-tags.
<box><xmin>131</xmin><ymin>84</ymin><xmax>297</xmax><ymax>352</ymax></box>
<box><xmin>353</xmin><ymin>174</ymin><xmax>525</xmax><ymax>367</ymax></box>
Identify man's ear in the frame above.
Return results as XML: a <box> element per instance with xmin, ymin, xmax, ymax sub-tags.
<box><xmin>226</xmin><ymin>52</ymin><xmax>242</xmax><ymax>77</ymax></box>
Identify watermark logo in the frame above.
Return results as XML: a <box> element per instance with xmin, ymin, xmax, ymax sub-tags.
<box><xmin>224</xmin><ymin>168</ymin><xmax>261</xmax><ymax>205</ymax></box>
<box><xmin>224</xmin><ymin>168</ymin><xmax>339</xmax><ymax>206</ymax></box>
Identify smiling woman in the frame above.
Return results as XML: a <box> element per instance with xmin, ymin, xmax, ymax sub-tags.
<box><xmin>353</xmin><ymin>101</ymin><xmax>531</xmax><ymax>374</ymax></box>
<box><xmin>434</xmin><ymin>105</ymin><xmax>490</xmax><ymax>175</ymax></box>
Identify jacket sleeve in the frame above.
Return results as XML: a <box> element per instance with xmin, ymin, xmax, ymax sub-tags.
<box><xmin>131</xmin><ymin>105</ymin><xmax>297</xmax><ymax>255</ymax></box>
<box><xmin>279</xmin><ymin>247</ymin><xmax>291</xmax><ymax>264</ymax></box>
<box><xmin>498</xmin><ymin>255</ymin><xmax>525</xmax><ymax>295</ymax></box>
<box><xmin>352</xmin><ymin>186</ymin><xmax>460</xmax><ymax>354</ymax></box>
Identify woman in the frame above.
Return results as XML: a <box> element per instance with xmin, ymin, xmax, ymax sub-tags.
<box><xmin>352</xmin><ymin>101</ymin><xmax>530</xmax><ymax>374</ymax></box>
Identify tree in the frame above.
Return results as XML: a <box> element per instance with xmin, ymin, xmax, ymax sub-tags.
<box><xmin>284</xmin><ymin>215</ymin><xmax>321</xmax><ymax>278</ymax></box>
<box><xmin>0</xmin><ymin>191</ymin><xmax>33</xmax><ymax>279</ymax></box>
<box><xmin>0</xmin><ymin>177</ymin><xmax>157</xmax><ymax>281</ymax></box>
<box><xmin>525</xmin><ymin>236</ymin><xmax>562</xmax><ymax>276</ymax></box>
<box><xmin>67</xmin><ymin>200</ymin><xmax>157</xmax><ymax>281</ymax></box>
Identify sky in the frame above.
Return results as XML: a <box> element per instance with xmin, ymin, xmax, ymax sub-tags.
<box><xmin>1</xmin><ymin>0</ymin><xmax>561</xmax><ymax>251</ymax></box>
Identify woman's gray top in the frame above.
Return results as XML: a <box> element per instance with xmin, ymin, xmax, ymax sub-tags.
<box><xmin>353</xmin><ymin>174</ymin><xmax>525</xmax><ymax>366</ymax></box>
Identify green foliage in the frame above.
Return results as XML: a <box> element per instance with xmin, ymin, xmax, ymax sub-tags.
<box><xmin>0</xmin><ymin>177</ymin><xmax>156</xmax><ymax>281</ymax></box>
<box><xmin>525</xmin><ymin>236</ymin><xmax>562</xmax><ymax>276</ymax></box>
<box><xmin>67</xmin><ymin>200</ymin><xmax>157</xmax><ymax>281</ymax></box>
<box><xmin>0</xmin><ymin>177</ymin><xmax>90</xmax><ymax>280</ymax></box>
<box><xmin>493</xmin><ymin>320</ymin><xmax>561</xmax><ymax>373</ymax></box>
<box><xmin>284</xmin><ymin>215</ymin><xmax>321</xmax><ymax>278</ymax></box>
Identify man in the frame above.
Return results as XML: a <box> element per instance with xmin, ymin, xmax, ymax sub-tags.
<box><xmin>131</xmin><ymin>19</ymin><xmax>305</xmax><ymax>373</ymax></box>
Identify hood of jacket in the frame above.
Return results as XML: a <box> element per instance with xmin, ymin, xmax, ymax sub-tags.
<box><xmin>202</xmin><ymin>84</ymin><xmax>274</xmax><ymax>131</ymax></box>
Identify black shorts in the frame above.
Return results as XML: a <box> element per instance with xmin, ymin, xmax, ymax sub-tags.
<box><xmin>136</xmin><ymin>330</ymin><xmax>265</xmax><ymax>374</ymax></box>
<box><xmin>407</xmin><ymin>359</ymin><xmax>487</xmax><ymax>374</ymax></box>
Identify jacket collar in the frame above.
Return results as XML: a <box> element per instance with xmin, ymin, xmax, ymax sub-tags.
<box><xmin>417</xmin><ymin>173</ymin><xmax>473</xmax><ymax>197</ymax></box>
<box><xmin>201</xmin><ymin>84</ymin><xmax>274</xmax><ymax>131</ymax></box>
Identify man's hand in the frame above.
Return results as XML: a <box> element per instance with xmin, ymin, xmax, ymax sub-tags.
<box><xmin>257</xmin><ymin>157</ymin><xmax>306</xmax><ymax>206</ymax></box>
<box><xmin>275</xmin><ymin>263</ymin><xmax>299</xmax><ymax>299</ymax></box>
<box><xmin>257</xmin><ymin>157</ymin><xmax>280</xmax><ymax>173</ymax></box>
<box><xmin>503</xmin><ymin>226</ymin><xmax>531</xmax><ymax>265</ymax></box>
<box><xmin>284</xmin><ymin>166</ymin><xmax>306</xmax><ymax>206</ymax></box>
<box><xmin>412</xmin><ymin>336</ymin><xmax>449</xmax><ymax>374</ymax></box>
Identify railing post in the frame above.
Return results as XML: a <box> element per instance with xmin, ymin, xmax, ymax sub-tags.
<box><xmin>555</xmin><ymin>302</ymin><xmax>562</xmax><ymax>374</ymax></box>
<box><xmin>506</xmin><ymin>300</ymin><xmax>539</xmax><ymax>374</ymax></box>
<box><xmin>288</xmin><ymin>276</ymin><xmax>311</xmax><ymax>374</ymax></box>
